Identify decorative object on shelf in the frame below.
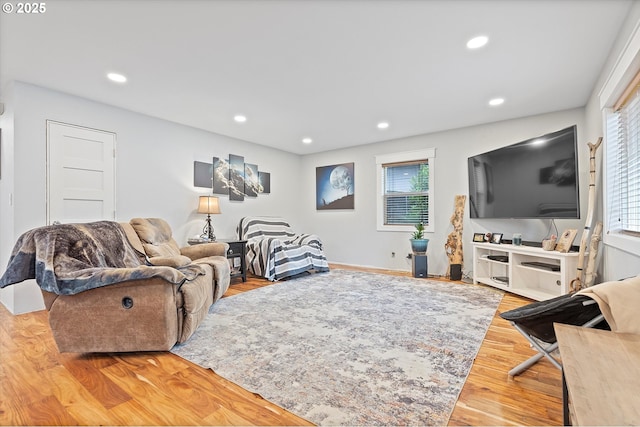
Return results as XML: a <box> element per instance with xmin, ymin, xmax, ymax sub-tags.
<box><xmin>542</xmin><ymin>235</ymin><xmax>557</xmax><ymax>251</ymax></box>
<box><xmin>315</xmin><ymin>162</ymin><xmax>355</xmax><ymax>210</ymax></box>
<box><xmin>193</xmin><ymin>154</ymin><xmax>271</xmax><ymax>201</ymax></box>
<box><xmin>473</xmin><ymin>233</ymin><xmax>486</xmax><ymax>243</ymax></box>
<box><xmin>571</xmin><ymin>137</ymin><xmax>603</xmax><ymax>292</ymax></box>
<box><xmin>512</xmin><ymin>233</ymin><xmax>522</xmax><ymax>246</ymax></box>
<box><xmin>445</xmin><ymin>195</ymin><xmax>466</xmax><ymax>278</ymax></box>
<box><xmin>555</xmin><ymin>229</ymin><xmax>577</xmax><ymax>253</ymax></box>
<box><xmin>197</xmin><ymin>195</ymin><xmax>221</xmax><ymax>241</ymax></box>
<box><xmin>410</xmin><ymin>222</ymin><xmax>429</xmax><ymax>254</ymax></box>
<box><xmin>490</xmin><ymin>233</ymin><xmax>503</xmax><ymax>244</ymax></box>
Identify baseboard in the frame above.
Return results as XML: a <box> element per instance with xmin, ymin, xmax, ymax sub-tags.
<box><xmin>328</xmin><ymin>261</ymin><xmax>410</xmax><ymax>275</ymax></box>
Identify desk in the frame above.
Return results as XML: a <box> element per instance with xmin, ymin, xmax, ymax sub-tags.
<box><xmin>555</xmin><ymin>324</ymin><xmax>640</xmax><ymax>426</ymax></box>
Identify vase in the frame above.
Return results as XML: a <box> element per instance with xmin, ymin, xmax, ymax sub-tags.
<box><xmin>410</xmin><ymin>238</ymin><xmax>429</xmax><ymax>254</ymax></box>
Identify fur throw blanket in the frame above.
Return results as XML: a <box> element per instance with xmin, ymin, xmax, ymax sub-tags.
<box><xmin>0</xmin><ymin>221</ymin><xmax>205</xmax><ymax>295</ymax></box>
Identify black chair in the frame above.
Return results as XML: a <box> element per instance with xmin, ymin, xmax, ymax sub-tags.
<box><xmin>499</xmin><ymin>293</ymin><xmax>608</xmax><ymax>376</ymax></box>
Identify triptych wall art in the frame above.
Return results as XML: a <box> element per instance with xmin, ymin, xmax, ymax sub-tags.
<box><xmin>194</xmin><ymin>154</ymin><xmax>270</xmax><ymax>201</ymax></box>
<box><xmin>316</xmin><ymin>162</ymin><xmax>354</xmax><ymax>210</ymax></box>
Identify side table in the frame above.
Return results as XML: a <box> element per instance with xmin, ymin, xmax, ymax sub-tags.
<box><xmin>219</xmin><ymin>239</ymin><xmax>247</xmax><ymax>282</ymax></box>
<box><xmin>187</xmin><ymin>238</ymin><xmax>247</xmax><ymax>282</ymax></box>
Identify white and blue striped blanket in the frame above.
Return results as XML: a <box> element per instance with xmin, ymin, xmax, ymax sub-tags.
<box><xmin>237</xmin><ymin>217</ymin><xmax>329</xmax><ymax>281</ymax></box>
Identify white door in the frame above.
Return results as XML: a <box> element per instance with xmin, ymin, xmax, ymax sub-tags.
<box><xmin>46</xmin><ymin>121</ymin><xmax>116</xmax><ymax>224</ymax></box>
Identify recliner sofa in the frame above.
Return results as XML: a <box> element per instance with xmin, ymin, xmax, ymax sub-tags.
<box><xmin>0</xmin><ymin>218</ymin><xmax>230</xmax><ymax>353</ymax></box>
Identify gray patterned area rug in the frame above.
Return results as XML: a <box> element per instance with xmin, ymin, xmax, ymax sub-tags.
<box><xmin>171</xmin><ymin>269</ymin><xmax>503</xmax><ymax>426</ymax></box>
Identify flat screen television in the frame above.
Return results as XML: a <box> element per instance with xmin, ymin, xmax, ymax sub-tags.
<box><xmin>468</xmin><ymin>125</ymin><xmax>580</xmax><ymax>219</ymax></box>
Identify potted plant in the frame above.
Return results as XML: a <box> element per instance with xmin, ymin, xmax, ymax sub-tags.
<box><xmin>410</xmin><ymin>222</ymin><xmax>429</xmax><ymax>254</ymax></box>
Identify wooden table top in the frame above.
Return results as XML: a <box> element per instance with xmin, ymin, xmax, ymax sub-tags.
<box><xmin>555</xmin><ymin>324</ymin><xmax>640</xmax><ymax>426</ymax></box>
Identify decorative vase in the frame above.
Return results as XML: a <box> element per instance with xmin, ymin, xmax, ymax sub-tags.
<box><xmin>410</xmin><ymin>238</ymin><xmax>429</xmax><ymax>254</ymax></box>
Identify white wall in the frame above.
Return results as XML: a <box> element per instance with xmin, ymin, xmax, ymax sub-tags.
<box><xmin>0</xmin><ymin>81</ymin><xmax>302</xmax><ymax>313</ymax></box>
<box><xmin>300</xmin><ymin>109</ymin><xmax>587</xmax><ymax>278</ymax></box>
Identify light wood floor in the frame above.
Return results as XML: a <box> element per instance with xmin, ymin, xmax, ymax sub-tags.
<box><xmin>0</xmin><ymin>264</ymin><xmax>562</xmax><ymax>426</ymax></box>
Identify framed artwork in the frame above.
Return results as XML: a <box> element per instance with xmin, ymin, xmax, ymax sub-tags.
<box><xmin>259</xmin><ymin>172</ymin><xmax>271</xmax><ymax>194</ymax></box>
<box><xmin>555</xmin><ymin>229</ymin><xmax>578</xmax><ymax>253</ymax></box>
<box><xmin>212</xmin><ymin>157</ymin><xmax>229</xmax><ymax>195</ymax></box>
<box><xmin>473</xmin><ymin>233</ymin><xmax>486</xmax><ymax>243</ymax></box>
<box><xmin>193</xmin><ymin>154</ymin><xmax>271</xmax><ymax>201</ymax></box>
<box><xmin>316</xmin><ymin>162</ymin><xmax>354</xmax><ymax>210</ymax></box>
<box><xmin>244</xmin><ymin>163</ymin><xmax>260</xmax><ymax>197</ymax></box>
<box><xmin>228</xmin><ymin>154</ymin><xmax>245</xmax><ymax>201</ymax></box>
<box><xmin>194</xmin><ymin>161</ymin><xmax>213</xmax><ymax>188</ymax></box>
<box><xmin>490</xmin><ymin>233</ymin><xmax>503</xmax><ymax>244</ymax></box>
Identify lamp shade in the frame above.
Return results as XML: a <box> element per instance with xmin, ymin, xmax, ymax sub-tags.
<box><xmin>197</xmin><ymin>196</ymin><xmax>221</xmax><ymax>214</ymax></box>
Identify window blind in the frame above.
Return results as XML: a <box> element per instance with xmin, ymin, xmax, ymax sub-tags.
<box><xmin>382</xmin><ymin>161</ymin><xmax>429</xmax><ymax>225</ymax></box>
<box><xmin>607</xmin><ymin>88</ymin><xmax>640</xmax><ymax>235</ymax></box>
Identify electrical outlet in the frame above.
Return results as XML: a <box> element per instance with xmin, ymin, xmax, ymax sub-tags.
<box><xmin>391</xmin><ymin>252</ymin><xmax>396</xmax><ymax>258</ymax></box>
<box><xmin>406</xmin><ymin>253</ymin><xmax>412</xmax><ymax>259</ymax></box>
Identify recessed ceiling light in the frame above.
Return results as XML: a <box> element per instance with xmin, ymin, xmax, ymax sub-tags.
<box><xmin>377</xmin><ymin>122</ymin><xmax>389</xmax><ymax>129</ymax></box>
<box><xmin>467</xmin><ymin>35</ymin><xmax>489</xmax><ymax>49</ymax></box>
<box><xmin>302</xmin><ymin>137</ymin><xmax>313</xmax><ymax>144</ymax></box>
<box><xmin>107</xmin><ymin>72</ymin><xmax>127</xmax><ymax>83</ymax></box>
<box><xmin>488</xmin><ymin>97</ymin><xmax>505</xmax><ymax>106</ymax></box>
<box><xmin>234</xmin><ymin>115</ymin><xmax>247</xmax><ymax>123</ymax></box>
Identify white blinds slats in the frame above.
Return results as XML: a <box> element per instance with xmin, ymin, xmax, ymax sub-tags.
<box><xmin>383</xmin><ymin>162</ymin><xmax>429</xmax><ymax>225</ymax></box>
<box><xmin>607</xmin><ymin>89</ymin><xmax>640</xmax><ymax>234</ymax></box>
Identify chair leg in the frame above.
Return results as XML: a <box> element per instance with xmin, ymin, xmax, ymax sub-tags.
<box><xmin>508</xmin><ymin>313</ymin><xmax>606</xmax><ymax>377</ymax></box>
<box><xmin>509</xmin><ymin>340</ymin><xmax>560</xmax><ymax>377</ymax></box>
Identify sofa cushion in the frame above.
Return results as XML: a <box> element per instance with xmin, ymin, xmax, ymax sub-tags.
<box><xmin>148</xmin><ymin>255</ymin><xmax>192</xmax><ymax>268</ymax></box>
<box><xmin>130</xmin><ymin>218</ymin><xmax>181</xmax><ymax>258</ymax></box>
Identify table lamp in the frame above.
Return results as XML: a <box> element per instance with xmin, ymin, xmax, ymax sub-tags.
<box><xmin>197</xmin><ymin>196</ymin><xmax>221</xmax><ymax>241</ymax></box>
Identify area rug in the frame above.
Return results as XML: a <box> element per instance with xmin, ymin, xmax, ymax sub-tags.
<box><xmin>171</xmin><ymin>269</ymin><xmax>503</xmax><ymax>426</ymax></box>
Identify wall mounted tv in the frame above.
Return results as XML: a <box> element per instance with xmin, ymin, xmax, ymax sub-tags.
<box><xmin>468</xmin><ymin>125</ymin><xmax>580</xmax><ymax>219</ymax></box>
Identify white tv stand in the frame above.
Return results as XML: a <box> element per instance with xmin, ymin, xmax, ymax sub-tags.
<box><xmin>472</xmin><ymin>242</ymin><xmax>579</xmax><ymax>301</ymax></box>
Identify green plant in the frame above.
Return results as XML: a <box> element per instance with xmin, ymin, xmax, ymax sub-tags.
<box><xmin>411</xmin><ymin>222</ymin><xmax>425</xmax><ymax>239</ymax></box>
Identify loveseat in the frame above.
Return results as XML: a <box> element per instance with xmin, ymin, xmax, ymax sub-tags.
<box><xmin>0</xmin><ymin>218</ymin><xmax>230</xmax><ymax>353</ymax></box>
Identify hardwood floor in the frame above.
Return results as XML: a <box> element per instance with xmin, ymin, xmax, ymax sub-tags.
<box><xmin>0</xmin><ymin>264</ymin><xmax>562</xmax><ymax>426</ymax></box>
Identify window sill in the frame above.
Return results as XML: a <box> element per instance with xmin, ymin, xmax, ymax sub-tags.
<box><xmin>377</xmin><ymin>224</ymin><xmax>434</xmax><ymax>233</ymax></box>
<box><xmin>603</xmin><ymin>232</ymin><xmax>640</xmax><ymax>257</ymax></box>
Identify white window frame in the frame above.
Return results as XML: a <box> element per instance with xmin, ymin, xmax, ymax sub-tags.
<box><xmin>375</xmin><ymin>148</ymin><xmax>435</xmax><ymax>232</ymax></box>
<box><xmin>599</xmin><ymin>21</ymin><xmax>640</xmax><ymax>257</ymax></box>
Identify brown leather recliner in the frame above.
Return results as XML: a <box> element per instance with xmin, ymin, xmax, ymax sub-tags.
<box><xmin>42</xmin><ymin>218</ymin><xmax>230</xmax><ymax>353</ymax></box>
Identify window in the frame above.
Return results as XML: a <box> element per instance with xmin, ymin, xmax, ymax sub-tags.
<box><xmin>600</xmin><ymin>25</ymin><xmax>640</xmax><ymax>256</ymax></box>
<box><xmin>605</xmin><ymin>84</ymin><xmax>640</xmax><ymax>237</ymax></box>
<box><xmin>376</xmin><ymin>149</ymin><xmax>435</xmax><ymax>232</ymax></box>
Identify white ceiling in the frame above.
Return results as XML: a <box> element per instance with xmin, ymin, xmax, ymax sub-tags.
<box><xmin>0</xmin><ymin>0</ymin><xmax>632</xmax><ymax>155</ymax></box>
